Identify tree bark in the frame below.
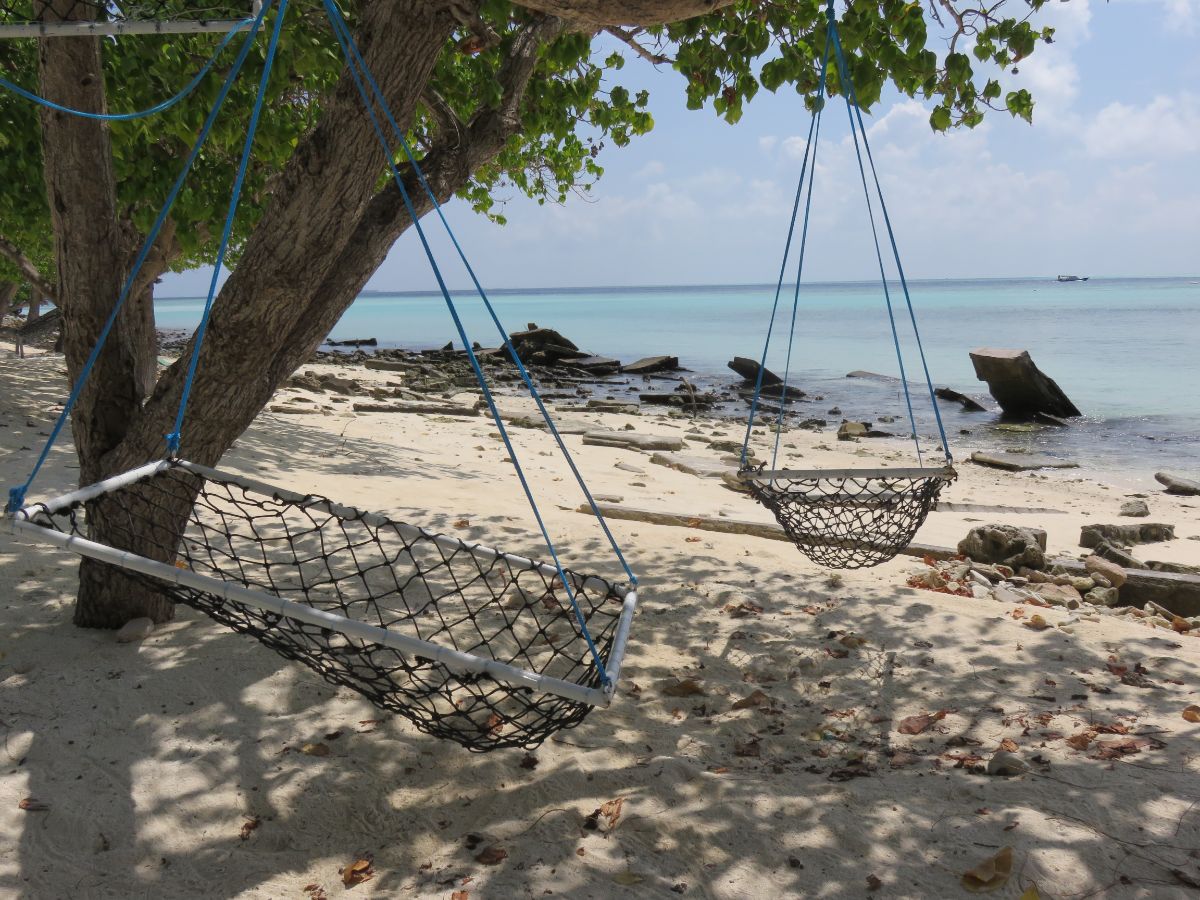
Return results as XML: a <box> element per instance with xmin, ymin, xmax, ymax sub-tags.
<box><xmin>512</xmin><ymin>0</ymin><xmax>733</xmax><ymax>26</ymax></box>
<box><xmin>37</xmin><ymin>2</ymin><xmax>169</xmax><ymax>626</ymax></box>
<box><xmin>103</xmin><ymin>0</ymin><xmax>465</xmax><ymax>476</ymax></box>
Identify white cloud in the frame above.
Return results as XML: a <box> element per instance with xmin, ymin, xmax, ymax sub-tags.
<box><xmin>635</xmin><ymin>160</ymin><xmax>666</xmax><ymax>178</ymax></box>
<box><xmin>1162</xmin><ymin>0</ymin><xmax>1199</xmax><ymax>33</ymax></box>
<box><xmin>1119</xmin><ymin>0</ymin><xmax>1200</xmax><ymax>34</ymax></box>
<box><xmin>758</xmin><ymin>136</ymin><xmax>778</xmax><ymax>153</ymax></box>
<box><xmin>1082</xmin><ymin>93</ymin><xmax>1200</xmax><ymax>158</ymax></box>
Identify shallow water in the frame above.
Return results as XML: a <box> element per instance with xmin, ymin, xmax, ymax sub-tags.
<box><xmin>157</xmin><ymin>276</ymin><xmax>1200</xmax><ymax>477</ymax></box>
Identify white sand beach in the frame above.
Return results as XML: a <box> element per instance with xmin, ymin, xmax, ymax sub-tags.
<box><xmin>3</xmin><ymin>350</ymin><xmax>1200</xmax><ymax>898</ymax></box>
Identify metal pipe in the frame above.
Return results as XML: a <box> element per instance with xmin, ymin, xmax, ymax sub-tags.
<box><xmin>0</xmin><ymin>18</ymin><xmax>255</xmax><ymax>38</ymax></box>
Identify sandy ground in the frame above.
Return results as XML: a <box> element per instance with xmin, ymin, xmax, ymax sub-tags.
<box><xmin>2</xmin><ymin>349</ymin><xmax>1200</xmax><ymax>899</ymax></box>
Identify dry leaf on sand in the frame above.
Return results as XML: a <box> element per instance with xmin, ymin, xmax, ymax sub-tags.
<box><xmin>239</xmin><ymin>816</ymin><xmax>260</xmax><ymax>840</ymax></box>
<box><xmin>1066</xmin><ymin>732</ymin><xmax>1093</xmax><ymax>751</ymax></box>
<box><xmin>1019</xmin><ymin>885</ymin><xmax>1042</xmax><ymax>900</ymax></box>
<box><xmin>661</xmin><ymin>678</ymin><xmax>705</xmax><ymax>698</ymax></box>
<box><xmin>897</xmin><ymin>710</ymin><xmax>948</xmax><ymax>735</ymax></box>
<box><xmin>300</xmin><ymin>742</ymin><xmax>330</xmax><ymax>757</ymax></box>
<box><xmin>475</xmin><ymin>845</ymin><xmax>508</xmax><ymax>865</ymax></box>
<box><xmin>17</xmin><ymin>798</ymin><xmax>48</xmax><ymax>812</ymax></box>
<box><xmin>613</xmin><ymin>872</ymin><xmax>644</xmax><ymax>885</ymax></box>
<box><xmin>1091</xmin><ymin>737</ymin><xmax>1164</xmax><ymax>760</ymax></box>
<box><xmin>451</xmin><ymin>892</ymin><xmax>470</xmax><ymax>900</ymax></box>
<box><xmin>340</xmin><ymin>856</ymin><xmax>374</xmax><ymax>887</ymax></box>
<box><xmin>600</xmin><ymin>797</ymin><xmax>625</xmax><ymax>830</ymax></box>
<box><xmin>731</xmin><ymin>689</ymin><xmax>769</xmax><ymax>711</ymax></box>
<box><xmin>1183</xmin><ymin>705</ymin><xmax>1200</xmax><ymax>723</ymax></box>
<box><xmin>962</xmin><ymin>846</ymin><xmax>1013</xmax><ymax>893</ymax></box>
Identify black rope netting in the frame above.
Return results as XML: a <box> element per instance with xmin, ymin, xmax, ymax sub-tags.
<box><xmin>0</xmin><ymin>0</ymin><xmax>250</xmax><ymax>28</ymax></box>
<box><xmin>29</xmin><ymin>463</ymin><xmax>628</xmax><ymax>751</ymax></box>
<box><xmin>740</xmin><ymin>467</ymin><xmax>955</xmax><ymax>569</ymax></box>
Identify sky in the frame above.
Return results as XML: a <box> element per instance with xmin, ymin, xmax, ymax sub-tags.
<box><xmin>161</xmin><ymin>0</ymin><xmax>1200</xmax><ymax>295</ymax></box>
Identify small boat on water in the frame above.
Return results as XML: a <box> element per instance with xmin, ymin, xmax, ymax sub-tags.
<box><xmin>1056</xmin><ymin>274</ymin><xmax>1089</xmax><ymax>282</ymax></box>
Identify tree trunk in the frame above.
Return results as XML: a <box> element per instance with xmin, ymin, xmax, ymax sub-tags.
<box><xmin>0</xmin><ymin>281</ymin><xmax>16</xmax><ymax>323</ymax></box>
<box><xmin>27</xmin><ymin>295</ymin><xmax>42</xmax><ymax>322</ymax></box>
<box><xmin>37</xmin><ymin>2</ymin><xmax>168</xmax><ymax>626</ymax></box>
<box><xmin>41</xmin><ymin>2</ymin><xmax>557</xmax><ymax>629</ymax></box>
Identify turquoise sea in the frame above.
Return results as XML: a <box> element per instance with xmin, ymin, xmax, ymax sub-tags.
<box><xmin>157</xmin><ymin>276</ymin><xmax>1200</xmax><ymax>480</ymax></box>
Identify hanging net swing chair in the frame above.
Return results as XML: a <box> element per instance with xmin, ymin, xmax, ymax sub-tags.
<box><xmin>738</xmin><ymin>2</ymin><xmax>955</xmax><ymax>570</ymax></box>
<box><xmin>1</xmin><ymin>0</ymin><xmax>637</xmax><ymax>752</ymax></box>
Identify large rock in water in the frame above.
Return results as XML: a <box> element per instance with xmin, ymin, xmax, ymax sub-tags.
<box><xmin>968</xmin><ymin>348</ymin><xmax>1081</xmax><ymax>418</ymax></box>
<box><xmin>623</xmin><ymin>355</ymin><xmax>679</xmax><ymax>375</ymax></box>
<box><xmin>728</xmin><ymin>356</ymin><xmax>782</xmax><ymax>386</ymax></box>
<box><xmin>957</xmin><ymin>524</ymin><xmax>1048</xmax><ymax>570</ymax></box>
<box><xmin>507</xmin><ymin>325</ymin><xmax>585</xmax><ymax>365</ymax></box>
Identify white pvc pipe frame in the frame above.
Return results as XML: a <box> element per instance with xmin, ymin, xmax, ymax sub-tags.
<box><xmin>0</xmin><ymin>2</ymin><xmax>258</xmax><ymax>38</ymax></box>
<box><xmin>2</xmin><ymin>459</ymin><xmax>638</xmax><ymax>709</ymax></box>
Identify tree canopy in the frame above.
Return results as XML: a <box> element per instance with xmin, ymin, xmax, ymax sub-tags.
<box><xmin>0</xmin><ymin>0</ymin><xmax>1054</xmax><ymax>277</ymax></box>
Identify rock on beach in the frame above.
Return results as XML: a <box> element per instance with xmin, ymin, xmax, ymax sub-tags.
<box><xmin>968</xmin><ymin>347</ymin><xmax>1081</xmax><ymax>419</ymax></box>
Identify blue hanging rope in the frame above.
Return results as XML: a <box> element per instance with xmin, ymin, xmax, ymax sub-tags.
<box><xmin>739</xmin><ymin>38</ymin><xmax>828</xmax><ymax>470</ymax></box>
<box><xmin>319</xmin><ymin>0</ymin><xmax>612</xmax><ymax>684</ymax></box>
<box><xmin>829</xmin><ymin>18</ymin><xmax>952</xmax><ymax>464</ymax></box>
<box><xmin>167</xmin><ymin>0</ymin><xmax>291</xmax><ymax>453</ymax></box>
<box><xmin>769</xmin><ymin>34</ymin><xmax>832</xmax><ymax>477</ymax></box>
<box><xmin>6</xmin><ymin>3</ymin><xmax>271</xmax><ymax>515</ymax></box>
<box><xmin>0</xmin><ymin>21</ymin><xmax>252</xmax><ymax>122</ymax></box>
<box><xmin>828</xmin><ymin>11</ymin><xmax>924</xmax><ymax>464</ymax></box>
<box><xmin>322</xmin><ymin>1</ymin><xmax>637</xmax><ymax>590</ymax></box>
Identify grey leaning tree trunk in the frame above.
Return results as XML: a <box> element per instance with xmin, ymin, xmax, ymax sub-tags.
<box><xmin>36</xmin><ymin>0</ymin><xmax>565</xmax><ymax>627</ymax></box>
<box><xmin>0</xmin><ymin>281</ymin><xmax>17</xmax><ymax>324</ymax></box>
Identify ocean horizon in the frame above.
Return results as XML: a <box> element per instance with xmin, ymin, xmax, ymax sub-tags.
<box><xmin>156</xmin><ymin>275</ymin><xmax>1200</xmax><ymax>481</ymax></box>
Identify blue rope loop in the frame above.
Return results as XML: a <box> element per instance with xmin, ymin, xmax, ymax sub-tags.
<box><xmin>169</xmin><ymin>0</ymin><xmax>292</xmax><ymax>449</ymax></box>
<box><xmin>745</xmin><ymin>0</ymin><xmax>953</xmax><ymax>473</ymax></box>
<box><xmin>319</xmin><ymin>0</ymin><xmax>615</xmax><ymax>685</ymax></box>
<box><xmin>829</xmin><ymin>23</ymin><xmax>925</xmax><ymax>465</ymax></box>
<box><xmin>4</xmin><ymin>3</ymin><xmax>272</xmax><ymax>513</ymax></box>
<box><xmin>768</xmin><ymin>35</ymin><xmax>831</xmax><ymax>476</ymax></box>
<box><xmin>319</xmin><ymin>0</ymin><xmax>637</xmax><ymax>591</ymax></box>
<box><xmin>0</xmin><ymin>21</ymin><xmax>252</xmax><ymax>122</ymax></box>
<box><xmin>828</xmin><ymin>18</ymin><xmax>952</xmax><ymax>465</ymax></box>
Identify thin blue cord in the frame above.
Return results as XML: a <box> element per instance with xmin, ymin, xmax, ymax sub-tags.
<box><xmin>770</xmin><ymin>34</ymin><xmax>831</xmax><ymax>477</ymax></box>
<box><xmin>739</xmin><ymin>55</ymin><xmax>825</xmax><ymax>470</ymax></box>
<box><xmin>831</xmin><ymin>28</ymin><xmax>953</xmax><ymax>464</ymax></box>
<box><xmin>0</xmin><ymin>21</ymin><xmax>252</xmax><ymax>121</ymax></box>
<box><xmin>168</xmin><ymin>0</ymin><xmax>290</xmax><ymax>453</ymax></box>
<box><xmin>321</xmin><ymin>1</ymin><xmax>636</xmax><ymax>590</ymax></box>
<box><xmin>829</xmin><ymin>16</ymin><xmax>924</xmax><ymax>464</ymax></box>
<box><xmin>319</xmin><ymin>0</ymin><xmax>610</xmax><ymax>684</ymax></box>
<box><xmin>6</xmin><ymin>4</ymin><xmax>270</xmax><ymax>515</ymax></box>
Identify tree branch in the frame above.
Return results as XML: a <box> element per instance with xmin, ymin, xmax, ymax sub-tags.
<box><xmin>511</xmin><ymin>0</ymin><xmax>732</xmax><ymax>27</ymax></box>
<box><xmin>265</xmin><ymin>14</ymin><xmax>566</xmax><ymax>385</ymax></box>
<box><xmin>421</xmin><ymin>87</ymin><xmax>467</xmax><ymax>146</ymax></box>
<box><xmin>605</xmin><ymin>26</ymin><xmax>672</xmax><ymax>65</ymax></box>
<box><xmin>0</xmin><ymin>233</ymin><xmax>57</xmax><ymax>300</ymax></box>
